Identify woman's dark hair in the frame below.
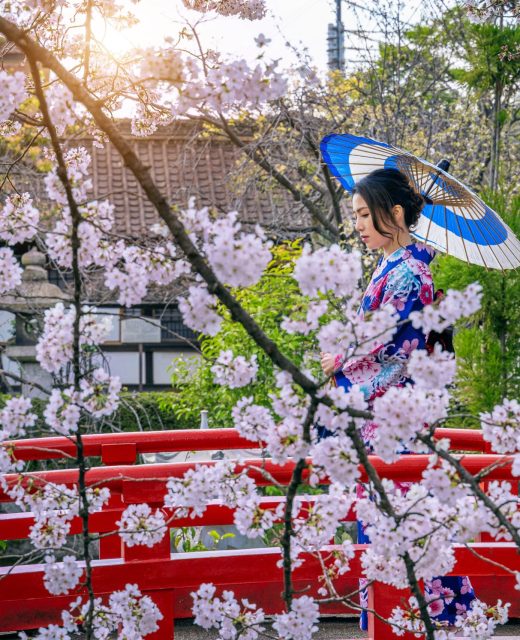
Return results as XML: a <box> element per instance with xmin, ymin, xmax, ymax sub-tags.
<box><xmin>352</xmin><ymin>168</ymin><xmax>425</xmax><ymax>239</ymax></box>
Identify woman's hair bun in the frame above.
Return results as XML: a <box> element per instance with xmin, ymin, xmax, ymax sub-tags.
<box><xmin>353</xmin><ymin>168</ymin><xmax>424</xmax><ymax>230</ymax></box>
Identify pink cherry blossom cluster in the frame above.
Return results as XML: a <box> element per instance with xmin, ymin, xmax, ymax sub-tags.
<box><xmin>203</xmin><ymin>213</ymin><xmax>272</xmax><ymax>287</ymax></box>
<box><xmin>235</xmin><ymin>492</ymin><xmax>281</xmax><ymax>539</ymax></box>
<box><xmin>192</xmin><ymin>584</ymin><xmax>320</xmax><ymax>640</ymax></box>
<box><xmin>138</xmin><ymin>47</ymin><xmax>184</xmax><ymax>83</ymax></box>
<box><xmin>182</xmin><ymin>0</ymin><xmax>267</xmax><ymax>21</ymax></box>
<box><xmin>310</xmin><ymin>433</ymin><xmax>360</xmax><ymax>485</ymax></box>
<box><xmin>389</xmin><ymin>596</ymin><xmax>509</xmax><ymax>639</ymax></box>
<box><xmin>292</xmin><ymin>484</ymin><xmax>354</xmax><ymax>559</ymax></box>
<box><xmin>264</xmin><ymin>372</ymin><xmax>311</xmax><ymax>464</ymax></box>
<box><xmin>131</xmin><ymin>103</ymin><xmax>174</xmax><ymax>137</ymax></box>
<box><xmin>272</xmin><ymin>595</ymin><xmax>320</xmax><ymax>640</ymax></box>
<box><xmin>293</xmin><ymin>244</ymin><xmax>362</xmax><ymax>298</ymax></box>
<box><xmin>211</xmin><ymin>350</ymin><xmax>259</xmax><ymax>388</ymax></box>
<box><xmin>371</xmin><ymin>386</ymin><xmax>450</xmax><ymax>462</ymax></box>
<box><xmin>178</xmin><ymin>284</ymin><xmax>222</xmax><ymax>336</ymax></box>
<box><xmin>43</xmin><ymin>554</ymin><xmax>83</xmax><ymax>595</ymax></box>
<box><xmin>317</xmin><ymin>302</ymin><xmax>398</xmax><ymax>360</ymax></box>
<box><xmin>0</xmin><ymin>70</ymin><xmax>26</xmax><ymax>121</ymax></box>
<box><xmin>7</xmin><ymin>481</ymin><xmax>110</xmax><ymax>550</ymax></box>
<box><xmin>164</xmin><ymin>460</ymin><xmax>246</xmax><ymax>517</ymax></box>
<box><xmin>173</xmin><ymin>57</ymin><xmax>287</xmax><ymax>115</ymax></box>
<box><xmin>358</xmin><ymin>481</ymin><xmax>458</xmax><ymax>587</ymax></box>
<box><xmin>78</xmin><ymin>367</ymin><xmax>122</xmax><ymax>418</ymax></box>
<box><xmin>48</xmin><ymin>584</ymin><xmax>163</xmax><ymax>639</ymax></box>
<box><xmin>407</xmin><ymin>344</ymin><xmax>457</xmax><ymax>390</ymax></box>
<box><xmin>410</xmin><ymin>282</ymin><xmax>483</xmax><ymax>335</ymax></box>
<box><xmin>231</xmin><ymin>396</ymin><xmax>275</xmax><ymax>442</ymax></box>
<box><xmin>45</xmin><ymin>82</ymin><xmax>79</xmax><ymax>135</ymax></box>
<box><xmin>36</xmin><ymin>303</ymin><xmax>112</xmax><ymax>374</ymax></box>
<box><xmin>480</xmin><ymin>398</ymin><xmax>520</xmax><ymax>455</ymax></box>
<box><xmin>43</xmin><ymin>387</ymin><xmax>81</xmax><ymax>435</ymax></box>
<box><xmin>0</xmin><ymin>396</ymin><xmax>37</xmax><ymax>439</ymax></box>
<box><xmin>281</xmin><ymin>299</ymin><xmax>329</xmax><ymax>335</ymax></box>
<box><xmin>192</xmin><ymin>583</ymin><xmax>266</xmax><ymax>639</ymax></box>
<box><xmin>44</xmin><ymin>146</ymin><xmax>92</xmax><ymax>206</ymax></box>
<box><xmin>0</xmin><ymin>247</ymin><xmax>22</xmax><ymax>295</ymax></box>
<box><xmin>46</xmin><ymin>200</ymin><xmax>115</xmax><ymax>269</ymax></box>
<box><xmin>117</xmin><ymin>503</ymin><xmax>168</xmax><ymax>547</ymax></box>
<box><xmin>0</xmin><ymin>192</ymin><xmax>40</xmax><ymax>244</ymax></box>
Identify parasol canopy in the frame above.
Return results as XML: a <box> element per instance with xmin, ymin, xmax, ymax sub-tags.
<box><xmin>320</xmin><ymin>132</ymin><xmax>520</xmax><ymax>270</ymax></box>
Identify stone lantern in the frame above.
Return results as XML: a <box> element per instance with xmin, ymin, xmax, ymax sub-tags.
<box><xmin>1</xmin><ymin>248</ymin><xmax>70</xmax><ymax>398</ymax></box>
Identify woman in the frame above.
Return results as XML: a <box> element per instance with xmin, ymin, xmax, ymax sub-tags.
<box><xmin>320</xmin><ymin>168</ymin><xmax>476</xmax><ymax>631</ymax></box>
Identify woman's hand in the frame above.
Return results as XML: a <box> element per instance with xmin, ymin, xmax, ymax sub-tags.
<box><xmin>320</xmin><ymin>352</ymin><xmax>336</xmax><ymax>377</ymax></box>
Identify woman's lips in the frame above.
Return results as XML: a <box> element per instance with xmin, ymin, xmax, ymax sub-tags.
<box><xmin>361</xmin><ymin>236</ymin><xmax>369</xmax><ymax>242</ymax></box>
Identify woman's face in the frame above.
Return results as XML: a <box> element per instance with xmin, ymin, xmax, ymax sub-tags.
<box><xmin>352</xmin><ymin>192</ymin><xmax>397</xmax><ymax>253</ymax></box>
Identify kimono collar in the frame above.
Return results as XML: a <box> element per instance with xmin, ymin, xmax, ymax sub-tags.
<box><xmin>373</xmin><ymin>242</ymin><xmax>437</xmax><ymax>279</ymax></box>
<box><xmin>386</xmin><ymin>242</ymin><xmax>436</xmax><ymax>264</ymax></box>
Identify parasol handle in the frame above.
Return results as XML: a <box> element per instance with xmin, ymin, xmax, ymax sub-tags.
<box><xmin>422</xmin><ymin>159</ymin><xmax>451</xmax><ymax>200</ymax></box>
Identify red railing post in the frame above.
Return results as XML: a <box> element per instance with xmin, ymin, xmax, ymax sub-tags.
<box><xmin>145</xmin><ymin>590</ymin><xmax>175</xmax><ymax>640</ymax></box>
<box><xmin>368</xmin><ymin>582</ymin><xmax>418</xmax><ymax>640</ymax></box>
<box><xmin>98</xmin><ymin>493</ymin><xmax>124</xmax><ymax>559</ymax></box>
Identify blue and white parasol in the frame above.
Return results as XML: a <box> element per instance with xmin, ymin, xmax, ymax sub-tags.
<box><xmin>320</xmin><ymin>132</ymin><xmax>520</xmax><ymax>269</ymax></box>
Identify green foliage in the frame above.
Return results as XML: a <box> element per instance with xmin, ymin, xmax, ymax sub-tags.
<box><xmin>160</xmin><ymin>242</ymin><xmax>322</xmax><ymax>428</ymax></box>
<box><xmin>450</xmin><ymin>22</ymin><xmax>520</xmax><ymax>92</ymax></box>
<box><xmin>0</xmin><ymin>391</ymin><xmax>187</xmax><ymax>435</ymax></box>
<box><xmin>432</xmin><ymin>191</ymin><xmax>520</xmax><ymax>415</ymax></box>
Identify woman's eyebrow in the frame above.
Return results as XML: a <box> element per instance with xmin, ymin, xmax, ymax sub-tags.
<box><xmin>353</xmin><ymin>206</ymin><xmax>369</xmax><ymax>214</ymax></box>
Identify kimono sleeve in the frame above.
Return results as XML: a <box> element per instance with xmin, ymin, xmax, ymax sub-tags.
<box><xmin>334</xmin><ymin>261</ymin><xmax>432</xmax><ymax>400</ymax></box>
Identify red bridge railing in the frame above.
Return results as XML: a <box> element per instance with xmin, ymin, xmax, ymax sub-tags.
<box><xmin>0</xmin><ymin>428</ymin><xmax>517</xmax><ymax>640</ymax></box>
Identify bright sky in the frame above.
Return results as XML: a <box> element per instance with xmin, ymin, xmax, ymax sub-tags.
<box><xmin>97</xmin><ymin>0</ymin><xmax>331</xmax><ymax>69</ymax></box>
<box><xmin>95</xmin><ymin>0</ymin><xmax>434</xmax><ymax>72</ymax></box>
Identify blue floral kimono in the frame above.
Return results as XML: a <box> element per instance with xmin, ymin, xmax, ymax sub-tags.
<box><xmin>331</xmin><ymin>242</ymin><xmax>476</xmax><ymax>630</ymax></box>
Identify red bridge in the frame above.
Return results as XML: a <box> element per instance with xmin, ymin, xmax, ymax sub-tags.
<box><xmin>0</xmin><ymin>428</ymin><xmax>518</xmax><ymax>639</ymax></box>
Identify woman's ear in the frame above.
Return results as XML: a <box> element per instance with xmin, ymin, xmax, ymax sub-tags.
<box><xmin>392</xmin><ymin>204</ymin><xmax>405</xmax><ymax>225</ymax></box>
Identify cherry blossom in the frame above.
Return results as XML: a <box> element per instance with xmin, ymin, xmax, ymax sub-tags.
<box><xmin>211</xmin><ymin>350</ymin><xmax>258</xmax><ymax>388</ymax></box>
<box><xmin>192</xmin><ymin>583</ymin><xmax>266</xmax><ymax>639</ymax></box>
<box><xmin>371</xmin><ymin>386</ymin><xmax>450</xmax><ymax>462</ymax></box>
<box><xmin>138</xmin><ymin>47</ymin><xmax>184</xmax><ymax>83</ymax></box>
<box><xmin>281</xmin><ymin>300</ymin><xmax>329</xmax><ymax>335</ymax></box>
<box><xmin>203</xmin><ymin>212</ymin><xmax>272</xmax><ymax>287</ymax></box>
<box><xmin>310</xmin><ymin>433</ymin><xmax>360</xmax><ymax>485</ymax></box>
<box><xmin>182</xmin><ymin>0</ymin><xmax>267</xmax><ymax>20</ymax></box>
<box><xmin>164</xmin><ymin>461</ymin><xmax>257</xmax><ymax>519</ymax></box>
<box><xmin>0</xmin><ymin>396</ymin><xmax>37</xmax><ymax>438</ymax></box>
<box><xmin>43</xmin><ymin>554</ymin><xmax>83</xmax><ymax>595</ymax></box>
<box><xmin>59</xmin><ymin>585</ymin><xmax>163</xmax><ymax>639</ymax></box>
<box><xmin>357</xmin><ymin>481</ymin><xmax>458</xmax><ymax>587</ymax></box>
<box><xmin>0</xmin><ymin>247</ymin><xmax>23</xmax><ymax>294</ymax></box>
<box><xmin>46</xmin><ymin>200</ymin><xmax>115</xmax><ymax>269</ymax></box>
<box><xmin>117</xmin><ymin>503</ymin><xmax>167</xmax><ymax>548</ymax></box>
<box><xmin>0</xmin><ymin>70</ymin><xmax>26</xmax><ymax>121</ymax></box>
<box><xmin>292</xmin><ymin>484</ymin><xmax>354</xmax><ymax>558</ymax></box>
<box><xmin>480</xmin><ymin>398</ymin><xmax>520</xmax><ymax>454</ymax></box>
<box><xmin>0</xmin><ymin>193</ymin><xmax>40</xmax><ymax>244</ymax></box>
<box><xmin>410</xmin><ymin>282</ymin><xmax>483</xmax><ymax>335</ymax></box>
<box><xmin>231</xmin><ymin>396</ymin><xmax>275</xmax><ymax>442</ymax></box>
<box><xmin>44</xmin><ymin>147</ymin><xmax>92</xmax><ymax>206</ymax></box>
<box><xmin>293</xmin><ymin>244</ymin><xmax>362</xmax><ymax>298</ymax></box>
<box><xmin>45</xmin><ymin>82</ymin><xmax>78</xmax><ymax>135</ymax></box>
<box><xmin>173</xmin><ymin>56</ymin><xmax>287</xmax><ymax>114</ymax></box>
<box><xmin>79</xmin><ymin>368</ymin><xmax>121</xmax><ymax>418</ymax></box>
<box><xmin>178</xmin><ymin>284</ymin><xmax>223</xmax><ymax>336</ymax></box>
<box><xmin>234</xmin><ymin>493</ymin><xmax>280</xmax><ymax>538</ymax></box>
<box><xmin>272</xmin><ymin>595</ymin><xmax>320</xmax><ymax>640</ymax></box>
<box><xmin>455</xmin><ymin>599</ymin><xmax>509</xmax><ymax>639</ymax></box>
<box><xmin>407</xmin><ymin>344</ymin><xmax>457</xmax><ymax>390</ymax></box>
<box><xmin>36</xmin><ymin>303</ymin><xmax>112</xmax><ymax>374</ymax></box>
